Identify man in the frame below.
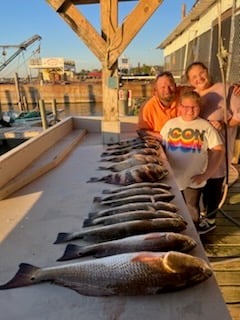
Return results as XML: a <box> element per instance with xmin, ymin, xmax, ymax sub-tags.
<box><xmin>137</xmin><ymin>71</ymin><xmax>185</xmax><ymax>138</ymax></box>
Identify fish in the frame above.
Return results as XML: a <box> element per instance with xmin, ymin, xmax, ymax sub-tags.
<box><xmin>101</xmin><ymin>141</ymin><xmax>161</xmax><ymax>157</ymax></box>
<box><xmin>92</xmin><ymin>193</ymin><xmax>175</xmax><ymax>207</ymax></box>
<box><xmin>88</xmin><ymin>201</ymin><xmax>178</xmax><ymax>219</ymax></box>
<box><xmin>106</xmin><ymin>135</ymin><xmax>159</xmax><ymax>148</ymax></box>
<box><xmin>57</xmin><ymin>232</ymin><xmax>197</xmax><ymax>260</ymax></box>
<box><xmin>0</xmin><ymin>251</ymin><xmax>212</xmax><ymax>296</ymax></box>
<box><xmin>54</xmin><ymin>217</ymin><xmax>187</xmax><ymax>243</ymax></box>
<box><xmin>105</xmin><ymin>139</ymin><xmax>161</xmax><ymax>152</ymax></box>
<box><xmin>93</xmin><ymin>188</ymin><xmax>173</xmax><ymax>202</ymax></box>
<box><xmin>102</xmin><ymin>181</ymin><xmax>172</xmax><ymax>194</ymax></box>
<box><xmin>99</xmin><ymin>148</ymin><xmax>160</xmax><ymax>162</ymax></box>
<box><xmin>83</xmin><ymin>210</ymin><xmax>184</xmax><ymax>227</ymax></box>
<box><xmin>89</xmin><ymin>201</ymin><xmax>178</xmax><ymax>219</ymax></box>
<box><xmin>87</xmin><ymin>163</ymin><xmax>168</xmax><ymax>185</ymax></box>
<box><xmin>98</xmin><ymin>154</ymin><xmax>163</xmax><ymax>172</ymax></box>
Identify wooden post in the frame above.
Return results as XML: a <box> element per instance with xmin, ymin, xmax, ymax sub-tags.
<box><xmin>14</xmin><ymin>72</ymin><xmax>23</xmax><ymax>111</ymax></box>
<box><xmin>46</xmin><ymin>0</ymin><xmax>164</xmax><ymax>143</ymax></box>
<box><xmin>23</xmin><ymin>96</ymin><xmax>28</xmax><ymax>111</ymax></box>
<box><xmin>101</xmin><ymin>0</ymin><xmax>120</xmax><ymax>144</ymax></box>
<box><xmin>51</xmin><ymin>99</ymin><xmax>58</xmax><ymax>122</ymax></box>
<box><xmin>39</xmin><ymin>99</ymin><xmax>48</xmax><ymax>130</ymax></box>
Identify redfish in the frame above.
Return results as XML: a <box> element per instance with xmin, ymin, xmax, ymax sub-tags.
<box><xmin>57</xmin><ymin>232</ymin><xmax>197</xmax><ymax>260</ymax></box>
<box><xmin>95</xmin><ymin>187</ymin><xmax>172</xmax><ymax>202</ymax></box>
<box><xmin>87</xmin><ymin>164</ymin><xmax>168</xmax><ymax>185</ymax></box>
<box><xmin>99</xmin><ymin>148</ymin><xmax>160</xmax><ymax>162</ymax></box>
<box><xmin>54</xmin><ymin>217</ymin><xmax>187</xmax><ymax>243</ymax></box>
<box><xmin>92</xmin><ymin>193</ymin><xmax>175</xmax><ymax>207</ymax></box>
<box><xmin>83</xmin><ymin>210</ymin><xmax>183</xmax><ymax>227</ymax></box>
<box><xmin>88</xmin><ymin>201</ymin><xmax>178</xmax><ymax>219</ymax></box>
<box><xmin>98</xmin><ymin>154</ymin><xmax>162</xmax><ymax>172</ymax></box>
<box><xmin>102</xmin><ymin>181</ymin><xmax>172</xmax><ymax>194</ymax></box>
<box><xmin>0</xmin><ymin>251</ymin><xmax>212</xmax><ymax>296</ymax></box>
<box><xmin>101</xmin><ymin>141</ymin><xmax>160</xmax><ymax>157</ymax></box>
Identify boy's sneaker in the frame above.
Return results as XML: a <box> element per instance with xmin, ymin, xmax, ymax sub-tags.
<box><xmin>198</xmin><ymin>218</ymin><xmax>216</xmax><ymax>235</ymax></box>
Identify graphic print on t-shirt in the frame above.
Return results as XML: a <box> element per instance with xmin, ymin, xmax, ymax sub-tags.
<box><xmin>166</xmin><ymin>127</ymin><xmax>206</xmax><ymax>153</ymax></box>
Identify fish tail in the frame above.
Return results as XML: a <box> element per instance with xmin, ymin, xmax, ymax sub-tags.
<box><xmin>88</xmin><ymin>211</ymin><xmax>98</xmax><ymax>218</ymax></box>
<box><xmin>54</xmin><ymin>232</ymin><xmax>76</xmax><ymax>244</ymax></box>
<box><xmin>102</xmin><ymin>189</ymin><xmax>111</xmax><ymax>194</ymax></box>
<box><xmin>93</xmin><ymin>196</ymin><xmax>101</xmax><ymax>203</ymax></box>
<box><xmin>0</xmin><ymin>263</ymin><xmax>41</xmax><ymax>290</ymax></box>
<box><xmin>101</xmin><ymin>152</ymin><xmax>109</xmax><ymax>157</ymax></box>
<box><xmin>82</xmin><ymin>218</ymin><xmax>94</xmax><ymax>227</ymax></box>
<box><xmin>57</xmin><ymin>244</ymin><xmax>83</xmax><ymax>261</ymax></box>
<box><xmin>86</xmin><ymin>177</ymin><xmax>103</xmax><ymax>183</ymax></box>
<box><xmin>97</xmin><ymin>166</ymin><xmax>108</xmax><ymax>170</ymax></box>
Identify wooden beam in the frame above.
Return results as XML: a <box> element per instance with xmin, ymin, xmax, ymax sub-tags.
<box><xmin>46</xmin><ymin>0</ymin><xmax>106</xmax><ymax>62</ymax></box>
<box><xmin>108</xmin><ymin>0</ymin><xmax>164</xmax><ymax>68</ymax></box>
<box><xmin>45</xmin><ymin>0</ymin><xmax>67</xmax><ymax>12</ymax></box>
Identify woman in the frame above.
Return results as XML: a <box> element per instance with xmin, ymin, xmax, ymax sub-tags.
<box><xmin>185</xmin><ymin>61</ymin><xmax>240</xmax><ymax>234</ymax></box>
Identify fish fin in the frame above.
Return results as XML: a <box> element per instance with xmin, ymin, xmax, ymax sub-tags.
<box><xmin>93</xmin><ymin>196</ymin><xmax>101</xmax><ymax>203</ymax></box>
<box><xmin>0</xmin><ymin>263</ymin><xmax>41</xmax><ymax>290</ymax></box>
<box><xmin>57</xmin><ymin>244</ymin><xmax>82</xmax><ymax>261</ymax></box>
<box><xmin>82</xmin><ymin>218</ymin><xmax>94</xmax><ymax>227</ymax></box>
<box><xmin>54</xmin><ymin>232</ymin><xmax>74</xmax><ymax>244</ymax></box>
<box><xmin>58</xmin><ymin>281</ymin><xmax>115</xmax><ymax>297</ymax></box>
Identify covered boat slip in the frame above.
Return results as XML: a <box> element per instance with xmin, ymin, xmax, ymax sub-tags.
<box><xmin>0</xmin><ymin>117</ymin><xmax>231</xmax><ymax>320</ymax></box>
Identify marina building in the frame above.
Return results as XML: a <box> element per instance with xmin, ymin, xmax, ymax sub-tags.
<box><xmin>29</xmin><ymin>57</ymin><xmax>76</xmax><ymax>82</ymax></box>
<box><xmin>158</xmin><ymin>0</ymin><xmax>240</xmax><ymax>84</ymax></box>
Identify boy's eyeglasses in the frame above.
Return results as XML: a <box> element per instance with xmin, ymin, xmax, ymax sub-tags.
<box><xmin>181</xmin><ymin>105</ymin><xmax>200</xmax><ymax>110</ymax></box>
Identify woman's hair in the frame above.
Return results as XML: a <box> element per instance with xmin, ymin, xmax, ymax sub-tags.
<box><xmin>185</xmin><ymin>61</ymin><xmax>208</xmax><ymax>80</ymax></box>
<box><xmin>180</xmin><ymin>90</ymin><xmax>202</xmax><ymax>107</ymax></box>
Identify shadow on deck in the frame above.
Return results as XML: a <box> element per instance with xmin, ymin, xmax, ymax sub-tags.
<box><xmin>201</xmin><ymin>164</ymin><xmax>240</xmax><ymax>319</ymax></box>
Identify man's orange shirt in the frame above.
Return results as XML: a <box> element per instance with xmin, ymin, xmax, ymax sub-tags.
<box><xmin>137</xmin><ymin>93</ymin><xmax>180</xmax><ymax>133</ymax></box>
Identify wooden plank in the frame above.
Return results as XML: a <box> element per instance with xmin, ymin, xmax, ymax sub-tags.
<box><xmin>205</xmin><ymin>245</ymin><xmax>240</xmax><ymax>257</ymax></box>
<box><xmin>201</xmin><ymin>234</ymin><xmax>240</xmax><ymax>243</ymax></box>
<box><xmin>218</xmin><ymin>286</ymin><xmax>240</xmax><ymax>303</ymax></box>
<box><xmin>46</xmin><ymin>0</ymin><xmax>106</xmax><ymax>62</ymax></box>
<box><xmin>227</xmin><ymin>305</ymin><xmax>240</xmax><ymax>320</ymax></box>
<box><xmin>108</xmin><ymin>0</ymin><xmax>164</xmax><ymax>68</ymax></box>
<box><xmin>211</xmin><ymin>258</ymin><xmax>240</xmax><ymax>269</ymax></box>
<box><xmin>214</xmin><ymin>272</ymin><xmax>240</xmax><ymax>284</ymax></box>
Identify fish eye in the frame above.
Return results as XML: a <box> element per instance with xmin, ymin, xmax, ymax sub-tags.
<box><xmin>31</xmin><ymin>276</ymin><xmax>35</xmax><ymax>281</ymax></box>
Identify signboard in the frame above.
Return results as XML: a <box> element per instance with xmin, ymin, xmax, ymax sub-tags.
<box><xmin>41</xmin><ymin>58</ymin><xmax>64</xmax><ymax>68</ymax></box>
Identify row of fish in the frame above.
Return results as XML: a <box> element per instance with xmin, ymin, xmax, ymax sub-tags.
<box><xmin>0</xmin><ymin>135</ymin><xmax>212</xmax><ymax>297</ymax></box>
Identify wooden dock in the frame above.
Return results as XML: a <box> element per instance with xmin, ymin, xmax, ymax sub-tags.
<box><xmin>201</xmin><ymin>164</ymin><xmax>240</xmax><ymax>319</ymax></box>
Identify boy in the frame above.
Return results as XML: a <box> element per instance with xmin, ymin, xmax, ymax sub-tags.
<box><xmin>160</xmin><ymin>91</ymin><xmax>224</xmax><ymax>233</ymax></box>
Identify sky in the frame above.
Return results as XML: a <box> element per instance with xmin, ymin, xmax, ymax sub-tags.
<box><xmin>0</xmin><ymin>0</ymin><xmax>196</xmax><ymax>77</ymax></box>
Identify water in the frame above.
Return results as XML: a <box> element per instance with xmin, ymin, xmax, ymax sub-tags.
<box><xmin>0</xmin><ymin>102</ymin><xmax>103</xmax><ymax>156</ymax></box>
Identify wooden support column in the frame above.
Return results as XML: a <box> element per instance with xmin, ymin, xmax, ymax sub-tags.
<box><xmin>46</xmin><ymin>0</ymin><xmax>164</xmax><ymax>144</ymax></box>
<box><xmin>100</xmin><ymin>0</ymin><xmax>120</xmax><ymax>144</ymax></box>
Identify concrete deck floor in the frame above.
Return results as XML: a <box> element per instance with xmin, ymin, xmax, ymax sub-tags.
<box><xmin>0</xmin><ymin>133</ymin><xmax>231</xmax><ymax>320</ymax></box>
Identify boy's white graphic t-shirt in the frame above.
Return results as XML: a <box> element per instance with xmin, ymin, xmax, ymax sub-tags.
<box><xmin>160</xmin><ymin>116</ymin><xmax>223</xmax><ymax>190</ymax></box>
